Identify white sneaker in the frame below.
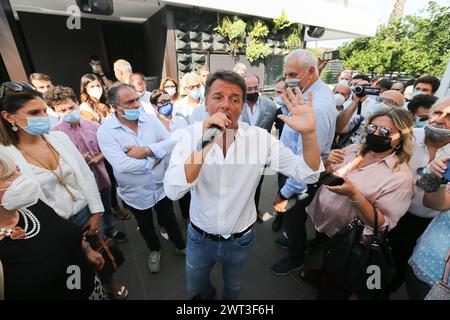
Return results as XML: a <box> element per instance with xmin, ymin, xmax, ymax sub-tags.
<box><xmin>160</xmin><ymin>232</ymin><xmax>169</xmax><ymax>240</ymax></box>
<box><xmin>148</xmin><ymin>251</ymin><xmax>161</xmax><ymax>273</ymax></box>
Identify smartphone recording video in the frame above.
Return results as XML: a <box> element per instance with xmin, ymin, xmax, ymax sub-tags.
<box><xmin>322</xmin><ymin>50</ymin><xmax>340</xmax><ymax>61</ymax></box>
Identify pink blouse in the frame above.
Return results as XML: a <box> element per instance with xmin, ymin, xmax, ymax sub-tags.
<box><xmin>306</xmin><ymin>144</ymin><xmax>414</xmax><ymax>237</ymax></box>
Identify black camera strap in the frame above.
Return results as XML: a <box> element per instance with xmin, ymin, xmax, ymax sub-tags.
<box><xmin>357</xmin><ymin>100</ymin><xmax>363</xmax><ymax>115</ymax></box>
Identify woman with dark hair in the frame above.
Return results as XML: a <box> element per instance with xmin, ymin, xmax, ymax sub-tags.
<box><xmin>305</xmin><ymin>107</ymin><xmax>415</xmax><ymax>299</ymax></box>
<box><xmin>79</xmin><ymin>73</ymin><xmax>113</xmax><ymax>123</ymax></box>
<box><xmin>0</xmin><ymin>81</ymin><xmax>127</xmax><ymax>299</ymax></box>
<box><xmin>150</xmin><ymin>89</ymin><xmax>188</xmax><ymax>133</ymax></box>
<box><xmin>80</xmin><ymin>74</ymin><xmax>130</xmax><ymax>221</ymax></box>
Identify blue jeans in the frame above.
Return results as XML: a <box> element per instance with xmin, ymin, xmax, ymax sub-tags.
<box><xmin>70</xmin><ymin>206</ymin><xmax>92</xmax><ymax>227</ymax></box>
<box><xmin>186</xmin><ymin>224</ymin><xmax>256</xmax><ymax>300</ymax></box>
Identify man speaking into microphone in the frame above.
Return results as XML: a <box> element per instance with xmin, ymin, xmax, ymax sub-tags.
<box><xmin>164</xmin><ymin>70</ymin><xmax>324</xmax><ymax>300</ymax></box>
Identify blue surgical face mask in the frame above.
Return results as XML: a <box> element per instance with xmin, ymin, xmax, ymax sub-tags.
<box><xmin>415</xmin><ymin>117</ymin><xmax>428</xmax><ymax>128</ymax></box>
<box><xmin>157</xmin><ymin>102</ymin><xmax>174</xmax><ymax>117</ymax></box>
<box><xmin>118</xmin><ymin>106</ymin><xmax>140</xmax><ymax>121</ymax></box>
<box><xmin>61</xmin><ymin>110</ymin><xmax>80</xmax><ymax>123</ymax></box>
<box><xmin>276</xmin><ymin>96</ymin><xmax>286</xmax><ymax>108</ymax></box>
<box><xmin>285</xmin><ymin>71</ymin><xmax>309</xmax><ymax>93</ymax></box>
<box><xmin>190</xmin><ymin>89</ymin><xmax>202</xmax><ymax>100</ymax></box>
<box><xmin>412</xmin><ymin>91</ymin><xmax>424</xmax><ymax>99</ymax></box>
<box><xmin>16</xmin><ymin>115</ymin><xmax>51</xmax><ymax>135</ymax></box>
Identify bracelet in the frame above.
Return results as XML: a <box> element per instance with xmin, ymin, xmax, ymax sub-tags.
<box><xmin>350</xmin><ymin>193</ymin><xmax>365</xmax><ymax>204</ymax></box>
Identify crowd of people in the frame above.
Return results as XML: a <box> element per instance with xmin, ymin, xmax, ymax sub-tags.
<box><xmin>0</xmin><ymin>49</ymin><xmax>449</xmax><ymax>300</ymax></box>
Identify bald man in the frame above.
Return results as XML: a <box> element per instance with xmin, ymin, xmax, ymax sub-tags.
<box><xmin>374</xmin><ymin>89</ymin><xmax>405</xmax><ymax>110</ymax></box>
<box><xmin>114</xmin><ymin>59</ymin><xmax>133</xmax><ymax>83</ymax></box>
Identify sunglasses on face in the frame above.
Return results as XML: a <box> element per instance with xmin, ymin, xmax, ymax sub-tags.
<box><xmin>157</xmin><ymin>100</ymin><xmax>171</xmax><ymax>106</ymax></box>
<box><xmin>366</xmin><ymin>123</ymin><xmax>394</xmax><ymax>137</ymax></box>
<box><xmin>375</xmin><ymin>96</ymin><xmax>400</xmax><ymax>107</ymax></box>
<box><xmin>0</xmin><ymin>82</ymin><xmax>36</xmax><ymax>102</ymax></box>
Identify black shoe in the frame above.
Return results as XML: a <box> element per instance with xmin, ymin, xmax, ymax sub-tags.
<box><xmin>271</xmin><ymin>213</ymin><xmax>284</xmax><ymax>232</ymax></box>
<box><xmin>106</xmin><ymin>231</ymin><xmax>128</xmax><ymax>243</ymax></box>
<box><xmin>270</xmin><ymin>257</ymin><xmax>304</xmax><ymax>276</ymax></box>
<box><xmin>256</xmin><ymin>210</ymin><xmax>263</xmax><ymax>223</ymax></box>
<box><xmin>275</xmin><ymin>234</ymin><xmax>288</xmax><ymax>249</ymax></box>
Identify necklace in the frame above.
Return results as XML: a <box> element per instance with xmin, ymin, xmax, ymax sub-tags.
<box><xmin>16</xmin><ymin>141</ymin><xmax>78</xmax><ymax>202</ymax></box>
<box><xmin>0</xmin><ymin>208</ymin><xmax>41</xmax><ymax>240</ymax></box>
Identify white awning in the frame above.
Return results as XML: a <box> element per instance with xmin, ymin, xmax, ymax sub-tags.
<box><xmin>163</xmin><ymin>0</ymin><xmax>378</xmax><ymax>40</ymax></box>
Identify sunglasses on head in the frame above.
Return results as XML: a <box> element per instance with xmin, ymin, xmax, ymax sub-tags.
<box><xmin>157</xmin><ymin>99</ymin><xmax>171</xmax><ymax>106</ymax></box>
<box><xmin>366</xmin><ymin>123</ymin><xmax>394</xmax><ymax>137</ymax></box>
<box><xmin>0</xmin><ymin>82</ymin><xmax>36</xmax><ymax>102</ymax></box>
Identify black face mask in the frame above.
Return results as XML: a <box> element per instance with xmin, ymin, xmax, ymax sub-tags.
<box><xmin>365</xmin><ymin>133</ymin><xmax>393</xmax><ymax>153</ymax></box>
<box><xmin>246</xmin><ymin>92</ymin><xmax>259</xmax><ymax>103</ymax></box>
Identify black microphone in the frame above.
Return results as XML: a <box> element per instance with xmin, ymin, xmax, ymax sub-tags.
<box><xmin>196</xmin><ymin>124</ymin><xmax>223</xmax><ymax>152</ymax></box>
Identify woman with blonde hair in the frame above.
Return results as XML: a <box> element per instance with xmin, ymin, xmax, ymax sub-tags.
<box><xmin>306</xmin><ymin>107</ymin><xmax>415</xmax><ymax>299</ymax></box>
<box><xmin>159</xmin><ymin>77</ymin><xmax>180</xmax><ymax>102</ymax></box>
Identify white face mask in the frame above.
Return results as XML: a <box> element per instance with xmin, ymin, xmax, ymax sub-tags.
<box><xmin>1</xmin><ymin>175</ymin><xmax>40</xmax><ymax>210</ymax></box>
<box><xmin>334</xmin><ymin>93</ymin><xmax>346</xmax><ymax>107</ymax></box>
<box><xmin>165</xmin><ymin>87</ymin><xmax>176</xmax><ymax>97</ymax></box>
<box><xmin>87</xmin><ymin>87</ymin><xmax>103</xmax><ymax>100</ymax></box>
<box><xmin>338</xmin><ymin>79</ymin><xmax>349</xmax><ymax>86</ymax></box>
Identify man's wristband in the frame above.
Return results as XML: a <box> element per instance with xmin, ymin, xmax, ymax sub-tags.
<box><xmin>279</xmin><ymin>192</ymin><xmax>288</xmax><ymax>200</ymax></box>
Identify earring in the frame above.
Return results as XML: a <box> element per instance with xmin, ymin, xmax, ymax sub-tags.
<box><xmin>394</xmin><ymin>144</ymin><xmax>400</xmax><ymax>150</ymax></box>
<box><xmin>11</xmin><ymin>123</ymin><xmax>18</xmax><ymax>132</ymax></box>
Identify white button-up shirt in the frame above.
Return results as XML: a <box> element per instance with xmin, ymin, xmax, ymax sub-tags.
<box><xmin>409</xmin><ymin>128</ymin><xmax>449</xmax><ymax>218</ymax></box>
<box><xmin>245</xmin><ymin>99</ymin><xmax>261</xmax><ymax>126</ymax></box>
<box><xmin>164</xmin><ymin>121</ymin><xmax>324</xmax><ymax>237</ymax></box>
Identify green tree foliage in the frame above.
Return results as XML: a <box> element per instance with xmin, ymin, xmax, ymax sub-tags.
<box><xmin>214</xmin><ymin>16</ymin><xmax>247</xmax><ymax>55</ymax></box>
<box><xmin>273</xmin><ymin>10</ymin><xmax>292</xmax><ymax>31</ymax></box>
<box><xmin>339</xmin><ymin>1</ymin><xmax>450</xmax><ymax>77</ymax></box>
<box><xmin>246</xmin><ymin>20</ymin><xmax>271</xmax><ymax>62</ymax></box>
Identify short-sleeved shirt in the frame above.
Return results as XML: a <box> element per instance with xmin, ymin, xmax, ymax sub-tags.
<box><xmin>306</xmin><ymin>143</ymin><xmax>414</xmax><ymax>237</ymax></box>
<box><xmin>52</xmin><ymin>119</ymin><xmax>111</xmax><ymax>192</ymax></box>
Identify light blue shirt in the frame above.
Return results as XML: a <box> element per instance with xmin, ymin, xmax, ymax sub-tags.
<box><xmin>280</xmin><ymin>79</ymin><xmax>337</xmax><ymax>198</ymax></box>
<box><xmin>97</xmin><ymin>113</ymin><xmax>176</xmax><ymax>210</ymax></box>
<box><xmin>189</xmin><ymin>103</ymin><xmax>209</xmax><ymax>124</ymax></box>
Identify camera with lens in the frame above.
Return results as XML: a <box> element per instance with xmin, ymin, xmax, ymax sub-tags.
<box><xmin>416</xmin><ymin>167</ymin><xmax>448</xmax><ymax>193</ymax></box>
<box><xmin>352</xmin><ymin>85</ymin><xmax>380</xmax><ymax>97</ymax></box>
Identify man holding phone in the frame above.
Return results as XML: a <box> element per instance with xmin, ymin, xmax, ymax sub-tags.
<box><xmin>388</xmin><ymin>96</ymin><xmax>450</xmax><ymax>294</ymax></box>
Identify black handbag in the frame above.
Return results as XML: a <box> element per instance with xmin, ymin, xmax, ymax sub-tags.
<box><xmin>91</xmin><ymin>235</ymin><xmax>125</xmax><ymax>279</ymax></box>
<box><xmin>322</xmin><ymin>204</ymin><xmax>395</xmax><ymax>299</ymax></box>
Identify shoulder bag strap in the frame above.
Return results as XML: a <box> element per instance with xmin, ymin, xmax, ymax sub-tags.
<box><xmin>0</xmin><ymin>259</ymin><xmax>4</xmax><ymax>300</ymax></box>
<box><xmin>371</xmin><ymin>203</ymin><xmax>379</xmax><ymax>237</ymax></box>
<box><xmin>96</xmin><ymin>235</ymin><xmax>117</xmax><ymax>269</ymax></box>
<box><xmin>443</xmin><ymin>248</ymin><xmax>450</xmax><ymax>285</ymax></box>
